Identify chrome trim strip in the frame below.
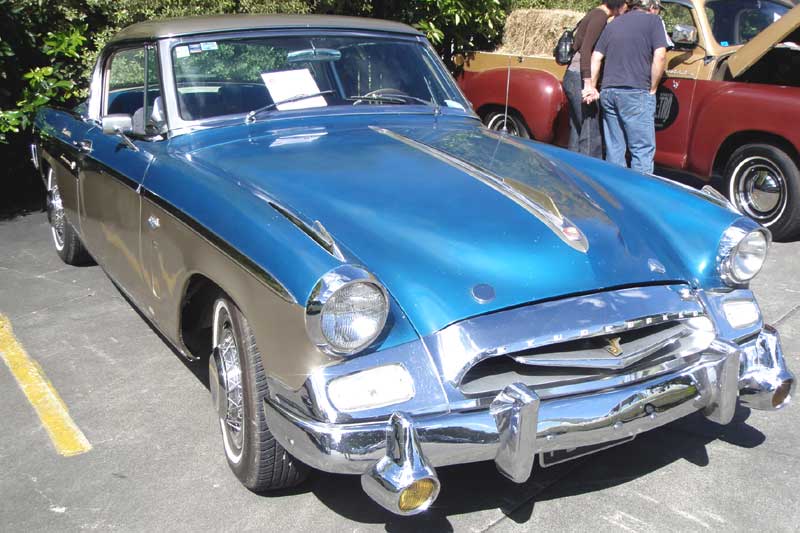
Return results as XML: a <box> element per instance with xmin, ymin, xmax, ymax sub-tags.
<box><xmin>266</xmin><ymin>199</ymin><xmax>345</xmax><ymax>261</ymax></box>
<box><xmin>370</xmin><ymin>126</ymin><xmax>589</xmax><ymax>253</ymax></box>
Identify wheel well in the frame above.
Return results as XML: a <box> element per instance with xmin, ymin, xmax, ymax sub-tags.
<box><xmin>180</xmin><ymin>274</ymin><xmax>224</xmax><ymax>361</ymax></box>
<box><xmin>476</xmin><ymin>104</ymin><xmax>533</xmax><ymax>137</ymax></box>
<box><xmin>712</xmin><ymin>131</ymin><xmax>799</xmax><ymax>177</ymax></box>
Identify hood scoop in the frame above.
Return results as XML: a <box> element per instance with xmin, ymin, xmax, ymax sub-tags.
<box><xmin>370</xmin><ymin>126</ymin><xmax>589</xmax><ymax>253</ymax></box>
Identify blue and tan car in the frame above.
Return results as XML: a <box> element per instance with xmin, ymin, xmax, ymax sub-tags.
<box><xmin>33</xmin><ymin>15</ymin><xmax>794</xmax><ymax>515</ymax></box>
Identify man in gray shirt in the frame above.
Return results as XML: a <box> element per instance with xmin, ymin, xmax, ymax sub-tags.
<box><xmin>585</xmin><ymin>0</ymin><xmax>668</xmax><ymax>174</ymax></box>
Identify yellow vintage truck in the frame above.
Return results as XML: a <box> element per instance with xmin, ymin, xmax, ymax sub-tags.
<box><xmin>458</xmin><ymin>1</ymin><xmax>800</xmax><ymax>239</ymax></box>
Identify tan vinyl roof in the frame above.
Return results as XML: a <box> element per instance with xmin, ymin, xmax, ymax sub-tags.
<box><xmin>109</xmin><ymin>14</ymin><xmax>421</xmax><ymax>44</ymax></box>
<box><xmin>727</xmin><ymin>4</ymin><xmax>800</xmax><ymax>78</ymax></box>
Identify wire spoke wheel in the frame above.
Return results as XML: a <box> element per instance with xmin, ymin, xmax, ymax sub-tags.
<box><xmin>46</xmin><ymin>168</ymin><xmax>66</xmax><ymax>251</ymax></box>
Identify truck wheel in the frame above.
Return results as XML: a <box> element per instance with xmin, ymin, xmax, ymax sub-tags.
<box><xmin>483</xmin><ymin>110</ymin><xmax>530</xmax><ymax>139</ymax></box>
<box><xmin>210</xmin><ymin>295</ymin><xmax>308</xmax><ymax>491</ymax></box>
<box><xmin>45</xmin><ymin>167</ymin><xmax>92</xmax><ymax>265</ymax></box>
<box><xmin>725</xmin><ymin>144</ymin><xmax>800</xmax><ymax>240</ymax></box>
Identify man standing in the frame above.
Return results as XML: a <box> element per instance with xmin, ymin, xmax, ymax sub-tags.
<box><xmin>585</xmin><ymin>0</ymin><xmax>668</xmax><ymax>174</ymax></box>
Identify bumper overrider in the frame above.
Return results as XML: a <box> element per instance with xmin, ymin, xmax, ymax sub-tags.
<box><xmin>264</xmin><ymin>325</ymin><xmax>794</xmax><ymax>515</ymax></box>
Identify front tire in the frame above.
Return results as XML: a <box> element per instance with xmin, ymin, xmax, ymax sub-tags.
<box><xmin>724</xmin><ymin>143</ymin><xmax>800</xmax><ymax>240</ymax></box>
<box><xmin>210</xmin><ymin>295</ymin><xmax>308</xmax><ymax>490</ymax></box>
<box><xmin>483</xmin><ymin>110</ymin><xmax>531</xmax><ymax>138</ymax></box>
<box><xmin>45</xmin><ymin>167</ymin><xmax>92</xmax><ymax>265</ymax></box>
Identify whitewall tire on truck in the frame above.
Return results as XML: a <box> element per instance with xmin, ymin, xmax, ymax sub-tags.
<box><xmin>725</xmin><ymin>143</ymin><xmax>800</xmax><ymax>241</ymax></box>
<box><xmin>483</xmin><ymin>110</ymin><xmax>530</xmax><ymax>138</ymax></box>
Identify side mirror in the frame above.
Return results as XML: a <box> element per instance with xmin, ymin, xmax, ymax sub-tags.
<box><xmin>672</xmin><ymin>24</ymin><xmax>699</xmax><ymax>47</ymax></box>
<box><xmin>101</xmin><ymin>114</ymin><xmax>133</xmax><ymax>135</ymax></box>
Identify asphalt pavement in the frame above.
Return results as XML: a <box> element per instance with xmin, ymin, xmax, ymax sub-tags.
<box><xmin>1</xmin><ymin>211</ymin><xmax>799</xmax><ymax>532</ymax></box>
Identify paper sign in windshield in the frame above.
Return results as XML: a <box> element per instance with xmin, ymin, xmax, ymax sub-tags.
<box><xmin>261</xmin><ymin>69</ymin><xmax>327</xmax><ymax>111</ymax></box>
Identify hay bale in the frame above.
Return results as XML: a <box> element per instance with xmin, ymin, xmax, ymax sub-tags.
<box><xmin>497</xmin><ymin>9</ymin><xmax>584</xmax><ymax>57</ymax></box>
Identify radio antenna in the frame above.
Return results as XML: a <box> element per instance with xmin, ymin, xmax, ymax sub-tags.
<box><xmin>502</xmin><ymin>55</ymin><xmax>511</xmax><ymax>134</ymax></box>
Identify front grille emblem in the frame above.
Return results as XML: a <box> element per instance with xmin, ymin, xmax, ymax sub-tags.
<box><xmin>606</xmin><ymin>337</ymin><xmax>623</xmax><ymax>357</ymax></box>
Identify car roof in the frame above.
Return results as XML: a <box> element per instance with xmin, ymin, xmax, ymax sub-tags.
<box><xmin>108</xmin><ymin>14</ymin><xmax>422</xmax><ymax>44</ymax></box>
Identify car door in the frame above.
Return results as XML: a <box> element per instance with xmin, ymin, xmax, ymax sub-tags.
<box><xmin>655</xmin><ymin>2</ymin><xmax>705</xmax><ymax>170</ymax></box>
<box><xmin>78</xmin><ymin>44</ymin><xmax>163</xmax><ymax>309</ymax></box>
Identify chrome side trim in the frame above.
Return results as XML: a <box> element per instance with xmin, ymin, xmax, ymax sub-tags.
<box><xmin>422</xmin><ymin>284</ymin><xmax>703</xmax><ymax>388</ymax></box>
<box><xmin>370</xmin><ymin>126</ymin><xmax>589</xmax><ymax>253</ymax></box>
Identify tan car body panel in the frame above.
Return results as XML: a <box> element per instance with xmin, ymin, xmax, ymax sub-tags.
<box><xmin>727</xmin><ymin>3</ymin><xmax>800</xmax><ymax>78</ymax></box>
<box><xmin>138</xmin><ymin>195</ymin><xmax>333</xmax><ymax>390</ymax></box>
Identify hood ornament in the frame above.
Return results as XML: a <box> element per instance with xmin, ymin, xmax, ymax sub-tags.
<box><xmin>606</xmin><ymin>337</ymin><xmax>623</xmax><ymax>357</ymax></box>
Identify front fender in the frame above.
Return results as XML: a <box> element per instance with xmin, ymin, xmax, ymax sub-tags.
<box><xmin>461</xmin><ymin>67</ymin><xmax>565</xmax><ymax>142</ymax></box>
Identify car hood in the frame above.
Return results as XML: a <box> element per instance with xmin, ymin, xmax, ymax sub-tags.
<box><xmin>727</xmin><ymin>3</ymin><xmax>800</xmax><ymax>78</ymax></box>
<box><xmin>181</xmin><ymin>118</ymin><xmax>695</xmax><ymax>337</ymax></box>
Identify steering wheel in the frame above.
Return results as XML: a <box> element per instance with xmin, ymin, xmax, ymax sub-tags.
<box><xmin>353</xmin><ymin>87</ymin><xmax>409</xmax><ymax>105</ymax></box>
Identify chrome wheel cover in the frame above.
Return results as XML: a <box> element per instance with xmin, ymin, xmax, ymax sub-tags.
<box><xmin>214</xmin><ymin>305</ymin><xmax>245</xmax><ymax>462</ymax></box>
<box><xmin>46</xmin><ymin>169</ymin><xmax>66</xmax><ymax>251</ymax></box>
<box><xmin>486</xmin><ymin>113</ymin><xmax>522</xmax><ymax>137</ymax></box>
<box><xmin>732</xmin><ymin>156</ymin><xmax>786</xmax><ymax>223</ymax></box>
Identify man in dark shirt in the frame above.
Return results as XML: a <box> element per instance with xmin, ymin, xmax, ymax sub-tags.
<box><xmin>562</xmin><ymin>0</ymin><xmax>627</xmax><ymax>158</ymax></box>
<box><xmin>586</xmin><ymin>0</ymin><xmax>668</xmax><ymax>174</ymax></box>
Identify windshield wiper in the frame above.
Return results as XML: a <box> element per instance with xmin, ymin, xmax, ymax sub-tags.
<box><xmin>246</xmin><ymin>90</ymin><xmax>334</xmax><ymax>123</ymax></box>
<box><xmin>346</xmin><ymin>94</ymin><xmax>434</xmax><ymax>106</ymax></box>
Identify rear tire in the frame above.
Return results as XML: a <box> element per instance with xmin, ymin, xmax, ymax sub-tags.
<box><xmin>724</xmin><ymin>143</ymin><xmax>800</xmax><ymax>240</ymax></box>
<box><xmin>211</xmin><ymin>295</ymin><xmax>308</xmax><ymax>490</ymax></box>
<box><xmin>483</xmin><ymin>110</ymin><xmax>531</xmax><ymax>138</ymax></box>
<box><xmin>45</xmin><ymin>167</ymin><xmax>92</xmax><ymax>265</ymax></box>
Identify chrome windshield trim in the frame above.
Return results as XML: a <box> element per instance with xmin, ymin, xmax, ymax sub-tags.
<box><xmin>422</xmin><ymin>284</ymin><xmax>704</xmax><ymax>388</ymax></box>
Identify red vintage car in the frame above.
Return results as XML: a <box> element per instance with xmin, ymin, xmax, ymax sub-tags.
<box><xmin>458</xmin><ymin>0</ymin><xmax>800</xmax><ymax>239</ymax></box>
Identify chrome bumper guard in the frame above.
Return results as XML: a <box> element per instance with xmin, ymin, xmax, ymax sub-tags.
<box><xmin>263</xmin><ymin>329</ymin><xmax>793</xmax><ymax>515</ymax></box>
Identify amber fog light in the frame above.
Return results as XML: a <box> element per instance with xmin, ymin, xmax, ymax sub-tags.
<box><xmin>398</xmin><ymin>478</ymin><xmax>438</xmax><ymax>513</ymax></box>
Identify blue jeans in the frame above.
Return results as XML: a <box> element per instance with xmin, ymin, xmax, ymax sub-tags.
<box><xmin>600</xmin><ymin>88</ymin><xmax>657</xmax><ymax>174</ymax></box>
<box><xmin>562</xmin><ymin>69</ymin><xmax>603</xmax><ymax>159</ymax></box>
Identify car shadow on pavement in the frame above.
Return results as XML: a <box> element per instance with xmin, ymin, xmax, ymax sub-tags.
<box><xmin>302</xmin><ymin>405</ymin><xmax>764</xmax><ymax>531</ymax></box>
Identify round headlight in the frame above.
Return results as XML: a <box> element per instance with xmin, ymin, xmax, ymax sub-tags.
<box><xmin>306</xmin><ymin>266</ymin><xmax>390</xmax><ymax>356</ymax></box>
<box><xmin>321</xmin><ymin>282</ymin><xmax>387</xmax><ymax>353</ymax></box>
<box><xmin>720</xmin><ymin>227</ymin><xmax>769</xmax><ymax>285</ymax></box>
<box><xmin>730</xmin><ymin>231</ymin><xmax>768</xmax><ymax>282</ymax></box>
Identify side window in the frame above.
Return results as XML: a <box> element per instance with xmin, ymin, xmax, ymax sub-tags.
<box><xmin>104</xmin><ymin>46</ymin><xmax>164</xmax><ymax>136</ymax></box>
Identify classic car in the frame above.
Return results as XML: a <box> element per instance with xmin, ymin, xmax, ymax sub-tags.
<box><xmin>457</xmin><ymin>0</ymin><xmax>800</xmax><ymax>240</ymax></box>
<box><xmin>33</xmin><ymin>14</ymin><xmax>794</xmax><ymax>516</ymax></box>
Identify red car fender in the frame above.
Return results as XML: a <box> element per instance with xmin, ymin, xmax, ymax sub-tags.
<box><xmin>686</xmin><ymin>81</ymin><xmax>800</xmax><ymax>177</ymax></box>
<box><xmin>460</xmin><ymin>68</ymin><xmax>566</xmax><ymax>143</ymax></box>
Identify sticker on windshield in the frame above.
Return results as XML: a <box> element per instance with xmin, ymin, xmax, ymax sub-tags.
<box><xmin>201</xmin><ymin>42</ymin><xmax>218</xmax><ymax>51</ymax></box>
<box><xmin>188</xmin><ymin>44</ymin><xmax>202</xmax><ymax>54</ymax></box>
<box><xmin>261</xmin><ymin>69</ymin><xmax>328</xmax><ymax>111</ymax></box>
<box><xmin>175</xmin><ymin>46</ymin><xmax>190</xmax><ymax>58</ymax></box>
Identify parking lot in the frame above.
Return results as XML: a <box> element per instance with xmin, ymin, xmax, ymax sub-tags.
<box><xmin>1</xmin><ymin>210</ymin><xmax>799</xmax><ymax>532</ymax></box>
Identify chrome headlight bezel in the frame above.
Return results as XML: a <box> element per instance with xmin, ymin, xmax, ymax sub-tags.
<box><xmin>718</xmin><ymin>220</ymin><xmax>771</xmax><ymax>287</ymax></box>
<box><xmin>305</xmin><ymin>265</ymin><xmax>390</xmax><ymax>356</ymax></box>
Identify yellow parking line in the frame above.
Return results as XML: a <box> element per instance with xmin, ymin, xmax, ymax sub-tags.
<box><xmin>0</xmin><ymin>314</ymin><xmax>91</xmax><ymax>457</ymax></box>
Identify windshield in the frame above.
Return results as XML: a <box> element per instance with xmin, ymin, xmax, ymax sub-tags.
<box><xmin>705</xmin><ymin>0</ymin><xmax>793</xmax><ymax>46</ymax></box>
<box><xmin>169</xmin><ymin>34</ymin><xmax>468</xmax><ymax>122</ymax></box>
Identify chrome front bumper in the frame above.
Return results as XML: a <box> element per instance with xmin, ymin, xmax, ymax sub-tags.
<box><xmin>263</xmin><ymin>327</ymin><xmax>794</xmax><ymax>514</ymax></box>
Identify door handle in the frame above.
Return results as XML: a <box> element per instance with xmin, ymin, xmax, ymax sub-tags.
<box><xmin>77</xmin><ymin>139</ymin><xmax>93</xmax><ymax>153</ymax></box>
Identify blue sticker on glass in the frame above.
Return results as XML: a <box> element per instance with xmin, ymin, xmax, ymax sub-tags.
<box><xmin>200</xmin><ymin>42</ymin><xmax>218</xmax><ymax>51</ymax></box>
<box><xmin>720</xmin><ymin>41</ymin><xmax>729</xmax><ymax>47</ymax></box>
